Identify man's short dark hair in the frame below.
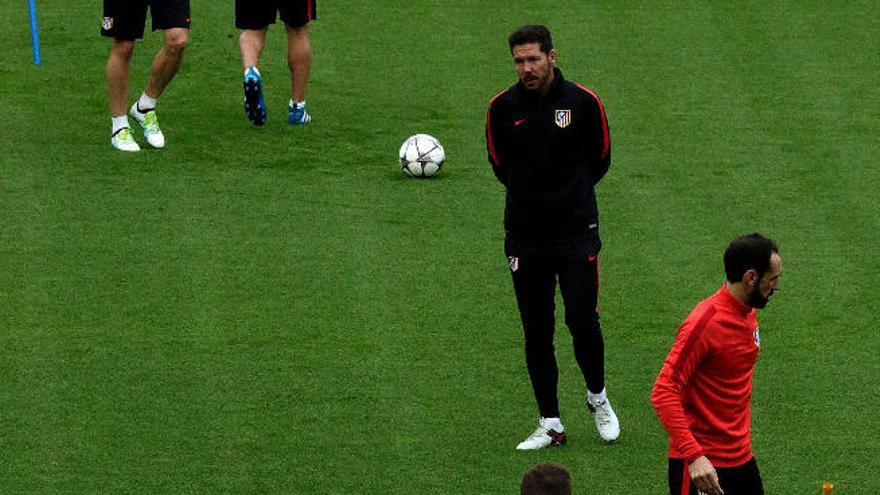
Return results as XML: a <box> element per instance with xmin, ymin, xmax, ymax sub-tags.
<box><xmin>520</xmin><ymin>463</ymin><xmax>572</xmax><ymax>495</ymax></box>
<box><xmin>724</xmin><ymin>233</ymin><xmax>779</xmax><ymax>282</ymax></box>
<box><xmin>509</xmin><ymin>24</ymin><xmax>554</xmax><ymax>54</ymax></box>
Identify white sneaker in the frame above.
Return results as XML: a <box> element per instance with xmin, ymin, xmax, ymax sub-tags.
<box><xmin>111</xmin><ymin>127</ymin><xmax>140</xmax><ymax>152</ymax></box>
<box><xmin>588</xmin><ymin>397</ymin><xmax>620</xmax><ymax>442</ymax></box>
<box><xmin>130</xmin><ymin>102</ymin><xmax>165</xmax><ymax>148</ymax></box>
<box><xmin>516</xmin><ymin>418</ymin><xmax>567</xmax><ymax>450</ymax></box>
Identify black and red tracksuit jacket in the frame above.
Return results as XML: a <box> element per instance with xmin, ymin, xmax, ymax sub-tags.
<box><xmin>486</xmin><ymin>68</ymin><xmax>611</xmax><ymax>247</ymax></box>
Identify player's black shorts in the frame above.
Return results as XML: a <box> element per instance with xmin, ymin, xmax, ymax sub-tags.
<box><xmin>101</xmin><ymin>0</ymin><xmax>191</xmax><ymax>40</ymax></box>
<box><xmin>668</xmin><ymin>458</ymin><xmax>764</xmax><ymax>495</ymax></box>
<box><xmin>235</xmin><ymin>0</ymin><xmax>317</xmax><ymax>30</ymax></box>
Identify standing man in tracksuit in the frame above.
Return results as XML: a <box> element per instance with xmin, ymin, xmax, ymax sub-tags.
<box><xmin>485</xmin><ymin>24</ymin><xmax>620</xmax><ymax>450</ymax></box>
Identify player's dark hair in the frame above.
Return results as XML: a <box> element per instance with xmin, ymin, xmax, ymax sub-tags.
<box><xmin>724</xmin><ymin>233</ymin><xmax>779</xmax><ymax>283</ymax></box>
<box><xmin>520</xmin><ymin>463</ymin><xmax>572</xmax><ymax>495</ymax></box>
<box><xmin>509</xmin><ymin>24</ymin><xmax>554</xmax><ymax>54</ymax></box>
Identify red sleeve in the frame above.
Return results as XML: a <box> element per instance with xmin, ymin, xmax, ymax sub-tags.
<box><xmin>486</xmin><ymin>104</ymin><xmax>500</xmax><ymax>167</ymax></box>
<box><xmin>574</xmin><ymin>83</ymin><xmax>611</xmax><ymax>185</ymax></box>
<box><xmin>651</xmin><ymin>305</ymin><xmax>716</xmax><ymax>463</ymax></box>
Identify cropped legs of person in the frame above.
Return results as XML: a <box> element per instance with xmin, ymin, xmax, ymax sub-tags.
<box><xmin>104</xmin><ymin>0</ymin><xmax>189</xmax><ymax>150</ymax></box>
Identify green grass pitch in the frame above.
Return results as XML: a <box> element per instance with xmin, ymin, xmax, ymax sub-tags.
<box><xmin>1</xmin><ymin>1</ymin><xmax>878</xmax><ymax>493</ymax></box>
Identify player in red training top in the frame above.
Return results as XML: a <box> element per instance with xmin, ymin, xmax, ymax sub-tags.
<box><xmin>652</xmin><ymin>233</ymin><xmax>782</xmax><ymax>495</ymax></box>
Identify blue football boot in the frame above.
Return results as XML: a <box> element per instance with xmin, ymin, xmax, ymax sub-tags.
<box><xmin>243</xmin><ymin>66</ymin><xmax>267</xmax><ymax>126</ymax></box>
<box><xmin>288</xmin><ymin>100</ymin><xmax>312</xmax><ymax>125</ymax></box>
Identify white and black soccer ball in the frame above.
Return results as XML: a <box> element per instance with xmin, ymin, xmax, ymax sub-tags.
<box><xmin>399</xmin><ymin>134</ymin><xmax>445</xmax><ymax>178</ymax></box>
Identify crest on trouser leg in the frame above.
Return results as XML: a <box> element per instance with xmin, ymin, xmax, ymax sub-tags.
<box><xmin>508</xmin><ymin>256</ymin><xmax>519</xmax><ymax>272</ymax></box>
<box><xmin>102</xmin><ymin>17</ymin><xmax>114</xmax><ymax>31</ymax></box>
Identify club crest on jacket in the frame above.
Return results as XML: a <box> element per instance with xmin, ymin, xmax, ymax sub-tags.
<box><xmin>555</xmin><ymin>109</ymin><xmax>571</xmax><ymax>128</ymax></box>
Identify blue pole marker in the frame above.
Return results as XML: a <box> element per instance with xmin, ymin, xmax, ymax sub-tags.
<box><xmin>28</xmin><ymin>0</ymin><xmax>41</xmax><ymax>64</ymax></box>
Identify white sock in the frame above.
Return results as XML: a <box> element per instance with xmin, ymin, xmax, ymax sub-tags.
<box><xmin>290</xmin><ymin>99</ymin><xmax>305</xmax><ymax>109</ymax></box>
<box><xmin>540</xmin><ymin>417</ymin><xmax>564</xmax><ymax>431</ymax></box>
<box><xmin>112</xmin><ymin>115</ymin><xmax>130</xmax><ymax>134</ymax></box>
<box><xmin>136</xmin><ymin>92</ymin><xmax>157</xmax><ymax>112</ymax></box>
<box><xmin>588</xmin><ymin>388</ymin><xmax>608</xmax><ymax>406</ymax></box>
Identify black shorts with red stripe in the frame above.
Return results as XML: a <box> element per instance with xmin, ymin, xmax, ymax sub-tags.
<box><xmin>668</xmin><ymin>457</ymin><xmax>764</xmax><ymax>495</ymax></box>
<box><xmin>101</xmin><ymin>0</ymin><xmax>190</xmax><ymax>40</ymax></box>
<box><xmin>235</xmin><ymin>0</ymin><xmax>317</xmax><ymax>30</ymax></box>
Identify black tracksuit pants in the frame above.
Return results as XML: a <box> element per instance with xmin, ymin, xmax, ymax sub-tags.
<box><xmin>505</xmin><ymin>235</ymin><xmax>605</xmax><ymax>418</ymax></box>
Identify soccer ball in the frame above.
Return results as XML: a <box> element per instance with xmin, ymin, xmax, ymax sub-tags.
<box><xmin>399</xmin><ymin>134</ymin><xmax>445</xmax><ymax>178</ymax></box>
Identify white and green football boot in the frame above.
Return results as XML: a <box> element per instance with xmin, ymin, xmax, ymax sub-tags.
<box><xmin>111</xmin><ymin>127</ymin><xmax>140</xmax><ymax>152</ymax></box>
<box><xmin>130</xmin><ymin>102</ymin><xmax>166</xmax><ymax>148</ymax></box>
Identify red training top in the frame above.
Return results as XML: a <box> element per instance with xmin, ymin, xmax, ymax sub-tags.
<box><xmin>651</xmin><ymin>285</ymin><xmax>761</xmax><ymax>467</ymax></box>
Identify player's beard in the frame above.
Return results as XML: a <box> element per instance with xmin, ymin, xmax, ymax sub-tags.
<box><xmin>748</xmin><ymin>284</ymin><xmax>771</xmax><ymax>309</ymax></box>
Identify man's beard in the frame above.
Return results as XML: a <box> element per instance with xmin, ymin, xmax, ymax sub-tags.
<box><xmin>748</xmin><ymin>285</ymin><xmax>771</xmax><ymax>309</ymax></box>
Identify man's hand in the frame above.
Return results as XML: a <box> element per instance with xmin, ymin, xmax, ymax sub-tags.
<box><xmin>688</xmin><ymin>456</ymin><xmax>724</xmax><ymax>495</ymax></box>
